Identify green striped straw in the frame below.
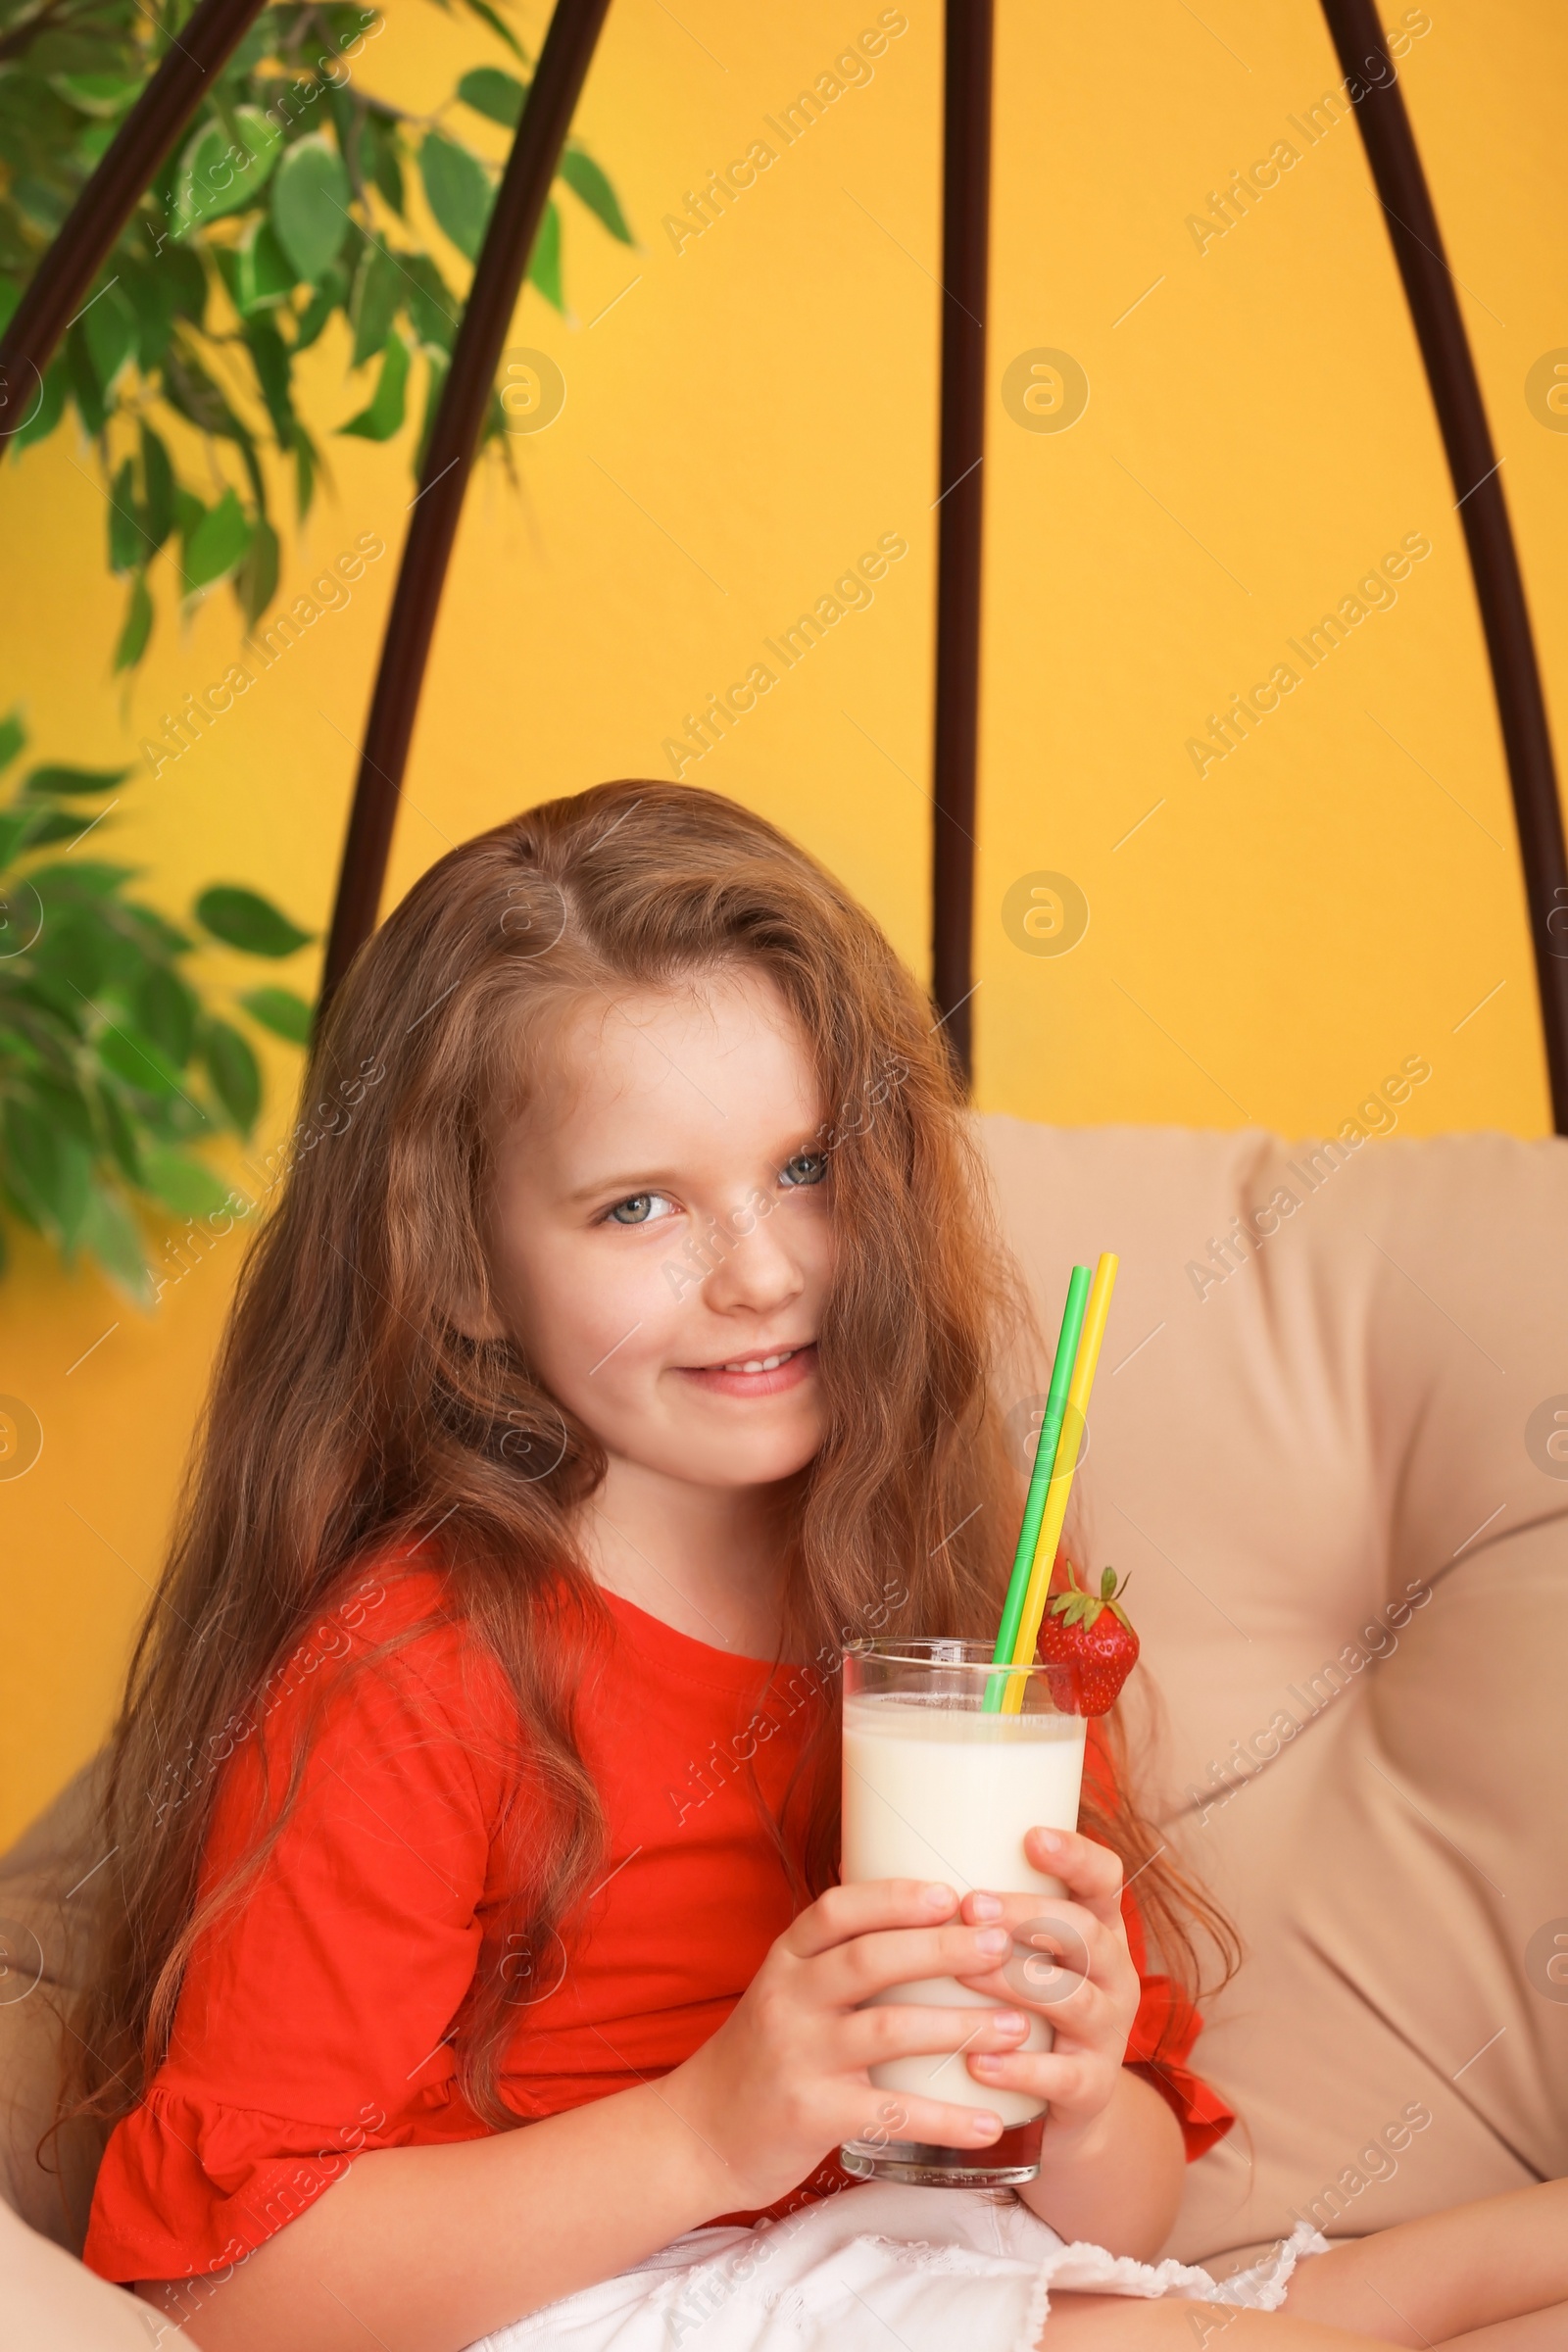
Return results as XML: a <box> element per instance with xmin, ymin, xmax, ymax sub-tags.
<box><xmin>984</xmin><ymin>1262</ymin><xmax>1092</xmax><ymax>1713</ymax></box>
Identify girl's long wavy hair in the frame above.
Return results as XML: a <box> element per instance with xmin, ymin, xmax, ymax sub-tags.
<box><xmin>57</xmin><ymin>780</ymin><xmax>1238</xmax><ymax>2166</ymax></box>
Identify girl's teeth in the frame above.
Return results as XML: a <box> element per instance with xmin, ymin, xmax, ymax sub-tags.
<box><xmin>720</xmin><ymin>1349</ymin><xmax>796</xmax><ymax>1373</ymax></box>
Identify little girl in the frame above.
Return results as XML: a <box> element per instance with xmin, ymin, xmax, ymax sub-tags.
<box><xmin>70</xmin><ymin>783</ymin><xmax>1564</xmax><ymax>2349</ymax></box>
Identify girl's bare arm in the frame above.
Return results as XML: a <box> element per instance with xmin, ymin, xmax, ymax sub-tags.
<box><xmin>134</xmin><ymin>1880</ymin><xmax>1031</xmax><ymax>2352</ymax></box>
<box><xmin>1015</xmin><ymin>2064</ymin><xmax>1186</xmax><ymax>2258</ymax></box>
<box><xmin>135</xmin><ymin>2076</ymin><xmax>729</xmax><ymax>2352</ymax></box>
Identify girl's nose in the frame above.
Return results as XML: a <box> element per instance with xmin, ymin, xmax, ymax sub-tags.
<box><xmin>699</xmin><ymin>1207</ymin><xmax>806</xmax><ymax>1316</ymax></box>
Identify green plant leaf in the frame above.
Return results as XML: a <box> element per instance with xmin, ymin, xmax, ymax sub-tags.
<box><xmin>139</xmin><ymin>424</ymin><xmax>175</xmax><ymax>551</ymax></box>
<box><xmin>2</xmin><ymin>1097</ymin><xmax>90</xmax><ymax>1243</ymax></box>
<box><xmin>182</xmin><ymin>488</ymin><xmax>253</xmax><ymax>596</ymax></box>
<box><xmin>133</xmin><ymin>963</ymin><xmax>196</xmax><ymax>1066</ymax></box>
<box><xmin>201</xmin><ymin>1016</ymin><xmax>261</xmax><ymax>1132</ymax></box>
<box><xmin>163</xmin><ymin>346</ymin><xmax>250</xmax><ymax>446</ymax></box>
<box><xmin>561</xmin><ymin>146</ymin><xmax>632</xmax><ymax>244</ymax></box>
<box><xmin>400</xmin><ymin>254</ymin><xmax>457</xmax><ymax>353</ymax></box>
<box><xmin>22</xmin><ymin>762</ymin><xmax>133</xmax><ymax>795</ymax></box>
<box><xmin>119</xmin><ymin>254</ymin><xmax>177</xmax><ymax>372</ymax></box>
<box><xmin>97</xmin><ymin>1024</ymin><xmax>186</xmax><ymax>1097</ymax></box>
<box><xmin>0</xmin><ymin>810</ymin><xmax>33</xmax><ymax>866</ymax></box>
<box><xmin>139</xmin><ymin>1143</ymin><xmax>232</xmax><ymax>1217</ymax></box>
<box><xmin>81</xmin><ymin>278</ymin><xmax>137</xmax><ymax>391</ymax></box>
<box><xmin>108</xmin><ymin>456</ymin><xmax>142</xmax><ymax>573</ymax></box>
<box><xmin>293</xmin><ymin>261</ymin><xmax>348</xmax><ymax>353</ymax></box>
<box><xmin>27</xmin><ymin>860</ymin><xmax>136</xmax><ymax>896</ymax></box>
<box><xmin>114</xmin><ymin>572</ymin><xmax>154</xmax><ymax>672</ymax></box>
<box><xmin>0</xmin><ymin>712</ymin><xmax>24</xmax><ymax>773</ymax></box>
<box><xmin>173</xmin><ymin>108</ymin><xmax>278</xmax><ymax>235</ymax></box>
<box><xmin>458</xmin><ymin>66</ymin><xmax>526</xmax><ymax>126</ymax></box>
<box><xmin>270</xmin><ymin>132</ymin><xmax>352</xmax><ymax>282</ymax></box>
<box><xmin>233</xmin><ymin>515</ymin><xmax>280</xmax><ymax>627</ymax></box>
<box><xmin>29</xmin><ymin>1071</ymin><xmax>96</xmax><ymax>1153</ymax></box>
<box><xmin>118</xmin><ymin>902</ymin><xmax>190</xmax><ymax>958</ymax></box>
<box><xmin>238</xmin><ymin>984</ymin><xmax>313</xmax><ymax>1043</ymax></box>
<box><xmin>527</xmin><ymin>198</ymin><xmax>563</xmax><ymax>312</ymax></box>
<box><xmin>65</xmin><ymin>320</ymin><xmax>108</xmax><ymax>437</ymax></box>
<box><xmin>243</xmin><ymin>316</ymin><xmax>295</xmax><ymax>444</ymax></box>
<box><xmin>364</xmin><ymin>115</ymin><xmax>406</xmax><ymax>215</ymax></box>
<box><xmin>419</xmin><ymin>130</ymin><xmax>493</xmax><ymax>263</ymax></box>
<box><xmin>294</xmin><ymin>429</ymin><xmax>317</xmax><ymax>522</ymax></box>
<box><xmin>77</xmin><ymin>1180</ymin><xmax>152</xmax><ymax>1304</ymax></box>
<box><xmin>13</xmin><ymin>356</ymin><xmax>68</xmax><ymax>453</ymax></box>
<box><xmin>97</xmin><ymin>1081</ymin><xmax>142</xmax><ymax>1185</ymax></box>
<box><xmin>173</xmin><ymin>123</ymin><xmax>246</xmax><ymax>235</ymax></box>
<box><xmin>11</xmin><ymin>809</ymin><xmax>83</xmax><ymax>850</ymax></box>
<box><xmin>350</xmin><ymin>242</ymin><xmax>401</xmax><ymax>368</ymax></box>
<box><xmin>235</xmin><ymin>218</ymin><xmax>295</xmax><ymax>314</ymax></box>
<box><xmin>163</xmin><ymin>245</ymin><xmax>209</xmax><ymax>327</ymax></box>
<box><xmin>194</xmin><ymin>886</ymin><xmax>313</xmax><ymax>957</ymax></box>
<box><xmin>338</xmin><ymin>328</ymin><xmax>409</xmax><ymax>440</ymax></box>
<box><xmin>54</xmin><ymin>70</ymin><xmax>140</xmax><ymax>116</ymax></box>
<box><xmin>39</xmin><ymin>911</ymin><xmax>110</xmax><ymax>997</ymax></box>
<box><xmin>459</xmin><ymin>0</ymin><xmax>527</xmax><ymax>60</ymax></box>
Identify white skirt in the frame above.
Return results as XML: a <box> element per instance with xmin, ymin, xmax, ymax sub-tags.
<box><xmin>473</xmin><ymin>2181</ymin><xmax>1330</xmax><ymax>2352</ymax></box>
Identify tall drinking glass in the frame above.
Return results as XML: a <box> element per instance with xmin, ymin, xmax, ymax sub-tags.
<box><xmin>838</xmin><ymin>1639</ymin><xmax>1088</xmax><ymax>2187</ymax></box>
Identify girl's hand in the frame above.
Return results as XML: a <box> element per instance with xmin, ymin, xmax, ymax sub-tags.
<box><xmin>952</xmin><ymin>1826</ymin><xmax>1142</xmax><ymax>2152</ymax></box>
<box><xmin>663</xmin><ymin>1880</ymin><xmax>1038</xmax><ymax>2212</ymax></box>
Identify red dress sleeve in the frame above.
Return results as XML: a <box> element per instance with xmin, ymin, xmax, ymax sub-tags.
<box><xmin>83</xmin><ymin>1566</ymin><xmax>518</xmax><ymax>2284</ymax></box>
<box><xmin>1084</xmin><ymin>1719</ymin><xmax>1237</xmax><ymax>2163</ymax></box>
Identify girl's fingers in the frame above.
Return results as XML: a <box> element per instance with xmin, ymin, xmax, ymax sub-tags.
<box><xmin>837</xmin><ymin>2000</ymin><xmax>1033</xmax><ymax>2078</ymax></box>
<box><xmin>956</xmin><ymin>1894</ymin><xmax>1134</xmax><ymax>2002</ymax></box>
<box><xmin>833</xmin><ymin>2086</ymin><xmax>1017</xmax><ymax>2156</ymax></box>
<box><xmin>1020</xmin><ymin>1829</ymin><xmax>1126</xmax><ymax>1930</ymax></box>
<box><xmin>952</xmin><ymin>1964</ymin><xmax>1117</xmax><ymax>2047</ymax></box>
<box><xmin>965</xmin><ymin>2044</ymin><xmax>1104</xmax><ymax>2112</ymax></box>
<box><xmin>812</xmin><ymin>1918</ymin><xmax>1020</xmax><ymax>2006</ymax></box>
<box><xmin>784</xmin><ymin>1879</ymin><xmax>958</xmax><ymax>1959</ymax></box>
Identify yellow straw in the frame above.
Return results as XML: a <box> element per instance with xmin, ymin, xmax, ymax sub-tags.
<box><xmin>1001</xmin><ymin>1251</ymin><xmax>1119</xmax><ymax>1714</ymax></box>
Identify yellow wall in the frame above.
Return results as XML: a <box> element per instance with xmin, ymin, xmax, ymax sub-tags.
<box><xmin>3</xmin><ymin>0</ymin><xmax>1565</xmax><ymax>1841</ymax></box>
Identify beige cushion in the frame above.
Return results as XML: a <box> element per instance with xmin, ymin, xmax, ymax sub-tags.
<box><xmin>979</xmin><ymin>1117</ymin><xmax>1568</xmax><ymax>2271</ymax></box>
<box><xmin>0</xmin><ymin>1757</ymin><xmax>111</xmax><ymax>2251</ymax></box>
<box><xmin>3</xmin><ymin>1120</ymin><xmax>1564</xmax><ymax>2287</ymax></box>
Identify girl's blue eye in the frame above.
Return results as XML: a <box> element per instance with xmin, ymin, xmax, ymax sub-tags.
<box><xmin>781</xmin><ymin>1152</ymin><xmax>827</xmax><ymax>1188</ymax></box>
<box><xmin>606</xmin><ymin>1193</ymin><xmax>673</xmax><ymax>1226</ymax></box>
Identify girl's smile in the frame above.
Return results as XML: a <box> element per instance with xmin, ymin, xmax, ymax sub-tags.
<box><xmin>676</xmin><ymin>1340</ymin><xmax>819</xmax><ymax>1397</ymax></box>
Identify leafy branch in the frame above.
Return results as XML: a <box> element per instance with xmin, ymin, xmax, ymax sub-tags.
<box><xmin>0</xmin><ymin>706</ymin><xmax>313</xmax><ymax>1297</ymax></box>
<box><xmin>0</xmin><ymin>0</ymin><xmax>633</xmax><ymax>671</ymax></box>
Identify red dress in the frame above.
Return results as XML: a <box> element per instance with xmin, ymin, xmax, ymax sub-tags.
<box><xmin>84</xmin><ymin>1555</ymin><xmax>1234</xmax><ymax>2283</ymax></box>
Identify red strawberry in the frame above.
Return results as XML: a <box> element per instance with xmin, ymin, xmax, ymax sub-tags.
<box><xmin>1038</xmin><ymin>1562</ymin><xmax>1140</xmax><ymax>1716</ymax></box>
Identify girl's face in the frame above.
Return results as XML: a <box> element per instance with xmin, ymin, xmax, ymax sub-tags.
<box><xmin>474</xmin><ymin>966</ymin><xmax>832</xmax><ymax>1494</ymax></box>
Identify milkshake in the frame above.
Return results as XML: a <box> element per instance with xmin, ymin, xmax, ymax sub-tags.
<box><xmin>839</xmin><ymin>1640</ymin><xmax>1088</xmax><ymax>2185</ymax></box>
